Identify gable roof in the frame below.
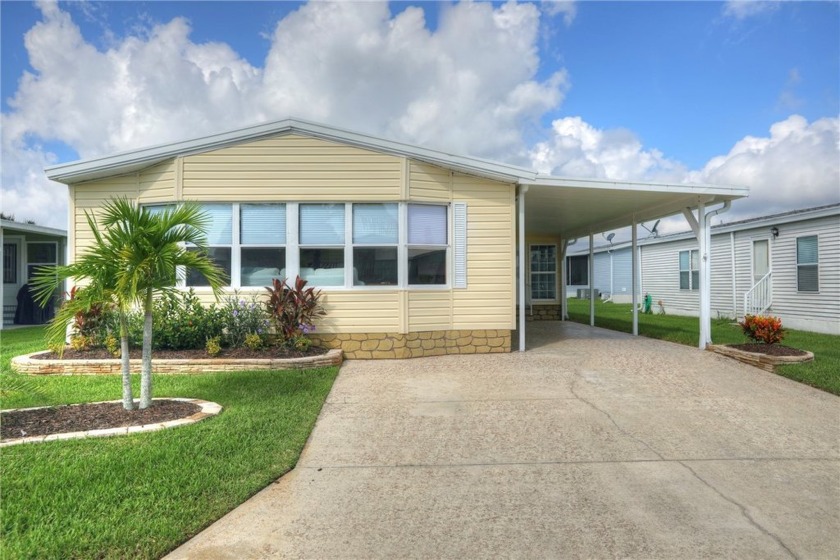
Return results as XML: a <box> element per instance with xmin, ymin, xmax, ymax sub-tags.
<box><xmin>44</xmin><ymin>117</ymin><xmax>748</xmax><ymax>239</ymax></box>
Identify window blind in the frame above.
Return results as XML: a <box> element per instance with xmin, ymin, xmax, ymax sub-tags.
<box><xmin>300</xmin><ymin>204</ymin><xmax>345</xmax><ymax>245</ymax></box>
<box><xmin>241</xmin><ymin>204</ymin><xmax>286</xmax><ymax>245</ymax></box>
<box><xmin>202</xmin><ymin>204</ymin><xmax>233</xmax><ymax>245</ymax></box>
<box><xmin>408</xmin><ymin>204</ymin><xmax>447</xmax><ymax>245</ymax></box>
<box><xmin>353</xmin><ymin>204</ymin><xmax>398</xmax><ymax>244</ymax></box>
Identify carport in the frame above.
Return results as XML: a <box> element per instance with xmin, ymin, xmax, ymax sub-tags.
<box><xmin>515</xmin><ymin>177</ymin><xmax>748</xmax><ymax>351</ymax></box>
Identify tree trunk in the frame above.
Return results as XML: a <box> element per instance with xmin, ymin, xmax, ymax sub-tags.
<box><xmin>139</xmin><ymin>288</ymin><xmax>154</xmax><ymax>409</ymax></box>
<box><xmin>119</xmin><ymin>311</ymin><xmax>134</xmax><ymax>411</ymax></box>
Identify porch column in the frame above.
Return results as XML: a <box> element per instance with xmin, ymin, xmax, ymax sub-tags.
<box><xmin>631</xmin><ymin>219</ymin><xmax>638</xmax><ymax>336</ymax></box>
<box><xmin>0</xmin><ymin>226</ymin><xmax>4</xmax><ymax>331</ymax></box>
<box><xmin>518</xmin><ymin>185</ymin><xmax>528</xmax><ymax>352</ymax></box>
<box><xmin>682</xmin><ymin>204</ymin><xmax>711</xmax><ymax>349</ymax></box>
<box><xmin>589</xmin><ymin>232</ymin><xmax>595</xmax><ymax>327</ymax></box>
<box><xmin>560</xmin><ymin>239</ymin><xmax>569</xmax><ymax>321</ymax></box>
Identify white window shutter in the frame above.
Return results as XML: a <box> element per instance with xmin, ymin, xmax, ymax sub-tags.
<box><xmin>453</xmin><ymin>202</ymin><xmax>467</xmax><ymax>288</ymax></box>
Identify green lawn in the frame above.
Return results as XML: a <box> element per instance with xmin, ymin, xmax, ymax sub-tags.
<box><xmin>565</xmin><ymin>299</ymin><xmax>840</xmax><ymax>396</ymax></box>
<box><xmin>1</xmin><ymin>326</ymin><xmax>339</xmax><ymax>559</ymax></box>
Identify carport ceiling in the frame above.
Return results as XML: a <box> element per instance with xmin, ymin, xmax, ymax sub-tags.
<box><xmin>522</xmin><ymin>178</ymin><xmax>748</xmax><ymax>239</ymax></box>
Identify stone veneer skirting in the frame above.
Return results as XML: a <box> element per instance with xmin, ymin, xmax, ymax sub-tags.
<box><xmin>707</xmin><ymin>344</ymin><xmax>814</xmax><ymax>372</ymax></box>
<box><xmin>522</xmin><ymin>304</ymin><xmax>562</xmax><ymax>322</ymax></box>
<box><xmin>310</xmin><ymin>330</ymin><xmax>511</xmax><ymax>359</ymax></box>
<box><xmin>11</xmin><ymin>349</ymin><xmax>343</xmax><ymax>375</ymax></box>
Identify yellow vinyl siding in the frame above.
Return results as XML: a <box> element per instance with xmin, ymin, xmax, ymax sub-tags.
<box><xmin>408</xmin><ymin>291</ymin><xmax>452</xmax><ymax>331</ymax></box>
<box><xmin>409</xmin><ymin>161</ymin><xmax>451</xmax><ymax>202</ymax></box>
<box><xmin>318</xmin><ymin>291</ymin><xmax>401</xmax><ymax>332</ymax></box>
<box><xmin>137</xmin><ymin>160</ymin><xmax>176</xmax><ymax>204</ymax></box>
<box><xmin>451</xmin><ymin>173</ymin><xmax>515</xmax><ymax>329</ymax></box>
<box><xmin>181</xmin><ymin>134</ymin><xmax>403</xmax><ymax>201</ymax></box>
<box><xmin>71</xmin><ymin>173</ymin><xmax>139</xmax><ymax>258</ymax></box>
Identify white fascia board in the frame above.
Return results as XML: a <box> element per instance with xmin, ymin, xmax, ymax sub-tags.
<box><xmin>522</xmin><ymin>174</ymin><xmax>749</xmax><ymax>199</ymax></box>
<box><xmin>0</xmin><ymin>219</ymin><xmax>67</xmax><ymax>237</ymax></box>
<box><xmin>45</xmin><ymin>117</ymin><xmax>534</xmax><ymax>185</ymax></box>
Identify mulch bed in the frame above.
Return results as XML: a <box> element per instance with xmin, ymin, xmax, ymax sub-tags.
<box><xmin>1</xmin><ymin>400</ymin><xmax>201</xmax><ymax>441</ymax></box>
<box><xmin>728</xmin><ymin>343</ymin><xmax>808</xmax><ymax>357</ymax></box>
<box><xmin>34</xmin><ymin>345</ymin><xmax>328</xmax><ymax>360</ymax></box>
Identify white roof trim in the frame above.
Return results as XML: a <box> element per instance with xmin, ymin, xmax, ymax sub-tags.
<box><xmin>44</xmin><ymin>117</ymin><xmax>747</xmax><ymax>201</ymax></box>
<box><xmin>1</xmin><ymin>219</ymin><xmax>67</xmax><ymax>237</ymax></box>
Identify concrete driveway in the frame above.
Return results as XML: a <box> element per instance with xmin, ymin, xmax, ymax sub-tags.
<box><xmin>168</xmin><ymin>322</ymin><xmax>840</xmax><ymax>559</ymax></box>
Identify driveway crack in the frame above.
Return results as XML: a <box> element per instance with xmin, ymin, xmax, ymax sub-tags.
<box><xmin>678</xmin><ymin>461</ymin><xmax>798</xmax><ymax>559</ymax></box>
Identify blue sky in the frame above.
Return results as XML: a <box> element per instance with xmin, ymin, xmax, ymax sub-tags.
<box><xmin>1</xmin><ymin>1</ymin><xmax>838</xmax><ymax>229</ymax></box>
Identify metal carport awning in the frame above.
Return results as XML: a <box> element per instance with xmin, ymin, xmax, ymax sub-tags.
<box><xmin>515</xmin><ymin>176</ymin><xmax>748</xmax><ymax>352</ymax></box>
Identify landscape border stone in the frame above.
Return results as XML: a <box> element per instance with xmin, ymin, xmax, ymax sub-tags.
<box><xmin>0</xmin><ymin>398</ymin><xmax>222</xmax><ymax>447</ymax></box>
<box><xmin>707</xmin><ymin>344</ymin><xmax>814</xmax><ymax>372</ymax></box>
<box><xmin>11</xmin><ymin>348</ymin><xmax>344</xmax><ymax>375</ymax></box>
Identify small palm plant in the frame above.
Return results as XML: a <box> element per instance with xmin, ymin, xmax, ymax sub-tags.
<box><xmin>33</xmin><ymin>198</ymin><xmax>227</xmax><ymax>409</ymax></box>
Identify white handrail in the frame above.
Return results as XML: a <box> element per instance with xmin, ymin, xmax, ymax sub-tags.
<box><xmin>744</xmin><ymin>271</ymin><xmax>772</xmax><ymax>317</ymax></box>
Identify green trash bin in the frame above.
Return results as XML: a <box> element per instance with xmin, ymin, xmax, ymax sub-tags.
<box><xmin>643</xmin><ymin>293</ymin><xmax>652</xmax><ymax>314</ymax></box>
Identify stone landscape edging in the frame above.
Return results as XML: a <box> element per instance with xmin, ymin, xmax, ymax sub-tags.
<box><xmin>0</xmin><ymin>398</ymin><xmax>222</xmax><ymax>447</ymax></box>
<box><xmin>707</xmin><ymin>344</ymin><xmax>814</xmax><ymax>372</ymax></box>
<box><xmin>11</xmin><ymin>348</ymin><xmax>343</xmax><ymax>375</ymax></box>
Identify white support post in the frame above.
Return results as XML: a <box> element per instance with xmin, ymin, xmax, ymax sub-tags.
<box><xmin>518</xmin><ymin>186</ymin><xmax>528</xmax><ymax>352</ymax></box>
<box><xmin>560</xmin><ymin>239</ymin><xmax>569</xmax><ymax>321</ymax></box>
<box><xmin>631</xmin><ymin>220</ymin><xmax>638</xmax><ymax>336</ymax></box>
<box><xmin>589</xmin><ymin>232</ymin><xmax>595</xmax><ymax>327</ymax></box>
<box><xmin>697</xmin><ymin>203</ymin><xmax>710</xmax><ymax>349</ymax></box>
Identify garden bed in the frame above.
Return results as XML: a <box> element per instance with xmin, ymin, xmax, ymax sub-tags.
<box><xmin>12</xmin><ymin>348</ymin><xmax>343</xmax><ymax>375</ymax></box>
<box><xmin>708</xmin><ymin>344</ymin><xmax>814</xmax><ymax>372</ymax></box>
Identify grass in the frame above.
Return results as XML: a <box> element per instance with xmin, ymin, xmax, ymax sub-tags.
<box><xmin>1</xmin><ymin>326</ymin><xmax>339</xmax><ymax>559</ymax></box>
<box><xmin>565</xmin><ymin>299</ymin><xmax>840</xmax><ymax>396</ymax></box>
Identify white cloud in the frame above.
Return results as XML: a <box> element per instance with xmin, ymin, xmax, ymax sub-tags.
<box><xmin>1</xmin><ymin>0</ymin><xmax>568</xmax><ymax>228</ymax></box>
<box><xmin>722</xmin><ymin>1</ymin><xmax>780</xmax><ymax>21</ymax></box>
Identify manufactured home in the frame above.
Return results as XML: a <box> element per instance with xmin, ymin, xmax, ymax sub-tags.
<box><xmin>563</xmin><ymin>204</ymin><xmax>840</xmax><ymax>335</ymax></box>
<box><xmin>1</xmin><ymin>219</ymin><xmax>67</xmax><ymax>329</ymax></box>
<box><xmin>45</xmin><ymin>118</ymin><xmax>747</xmax><ymax>355</ymax></box>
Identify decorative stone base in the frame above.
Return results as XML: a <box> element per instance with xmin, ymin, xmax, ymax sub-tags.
<box><xmin>310</xmin><ymin>330</ymin><xmax>511</xmax><ymax>359</ymax></box>
<box><xmin>11</xmin><ymin>349</ymin><xmax>343</xmax><ymax>375</ymax></box>
<box><xmin>522</xmin><ymin>305</ymin><xmax>562</xmax><ymax>322</ymax></box>
<box><xmin>708</xmin><ymin>345</ymin><xmax>814</xmax><ymax>372</ymax></box>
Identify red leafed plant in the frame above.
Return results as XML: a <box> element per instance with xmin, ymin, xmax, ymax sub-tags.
<box><xmin>739</xmin><ymin>314</ymin><xmax>785</xmax><ymax>345</ymax></box>
<box><xmin>265</xmin><ymin>276</ymin><xmax>326</xmax><ymax>343</ymax></box>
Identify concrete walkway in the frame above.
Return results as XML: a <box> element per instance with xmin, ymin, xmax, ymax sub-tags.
<box><xmin>168</xmin><ymin>322</ymin><xmax>840</xmax><ymax>559</ymax></box>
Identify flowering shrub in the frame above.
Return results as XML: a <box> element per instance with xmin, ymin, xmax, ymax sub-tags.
<box><xmin>739</xmin><ymin>314</ymin><xmax>785</xmax><ymax>345</ymax></box>
<box><xmin>222</xmin><ymin>294</ymin><xmax>270</xmax><ymax>348</ymax></box>
<box><xmin>151</xmin><ymin>289</ymin><xmax>225</xmax><ymax>350</ymax></box>
<box><xmin>266</xmin><ymin>276</ymin><xmax>325</xmax><ymax>348</ymax></box>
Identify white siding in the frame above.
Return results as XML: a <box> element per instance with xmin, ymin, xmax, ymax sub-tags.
<box><xmin>640</xmin><ymin>238</ymin><xmax>699</xmax><ymax>314</ymax></box>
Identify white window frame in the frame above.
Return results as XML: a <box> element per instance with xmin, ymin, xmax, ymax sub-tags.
<box><xmin>679</xmin><ymin>249</ymin><xmax>699</xmax><ymax>291</ymax></box>
<box><xmin>529</xmin><ymin>244</ymin><xmax>557</xmax><ymax>301</ymax></box>
<box><xmin>164</xmin><ymin>201</ymin><xmax>453</xmax><ymax>291</ymax></box>
<box><xmin>796</xmin><ymin>234</ymin><xmax>819</xmax><ymax>293</ymax></box>
<box><xmin>239</xmin><ymin>203</ymin><xmax>287</xmax><ymax>288</ymax></box>
<box><xmin>26</xmin><ymin>241</ymin><xmax>58</xmax><ymax>282</ymax></box>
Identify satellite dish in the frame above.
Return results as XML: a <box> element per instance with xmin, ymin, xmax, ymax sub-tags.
<box><xmin>606</xmin><ymin>233</ymin><xmax>615</xmax><ymax>242</ymax></box>
<box><xmin>651</xmin><ymin>220</ymin><xmax>660</xmax><ymax>236</ymax></box>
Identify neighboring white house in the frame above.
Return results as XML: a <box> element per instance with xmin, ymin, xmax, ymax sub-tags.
<box><xmin>564</xmin><ymin>204</ymin><xmax>840</xmax><ymax>335</ymax></box>
<box><xmin>0</xmin><ymin>219</ymin><xmax>67</xmax><ymax>329</ymax></box>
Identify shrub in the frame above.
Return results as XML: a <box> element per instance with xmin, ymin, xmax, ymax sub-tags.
<box><xmin>222</xmin><ymin>294</ymin><xmax>270</xmax><ymax>348</ymax></box>
<box><xmin>152</xmin><ymin>289</ymin><xmax>225</xmax><ymax>350</ymax></box>
<box><xmin>244</xmin><ymin>333</ymin><xmax>263</xmax><ymax>351</ymax></box>
<box><xmin>64</xmin><ymin>286</ymin><xmax>115</xmax><ymax>346</ymax></box>
<box><xmin>205</xmin><ymin>336</ymin><xmax>222</xmax><ymax>357</ymax></box>
<box><xmin>266</xmin><ymin>276</ymin><xmax>325</xmax><ymax>348</ymax></box>
<box><xmin>740</xmin><ymin>314</ymin><xmax>785</xmax><ymax>345</ymax></box>
<box><xmin>104</xmin><ymin>334</ymin><xmax>121</xmax><ymax>357</ymax></box>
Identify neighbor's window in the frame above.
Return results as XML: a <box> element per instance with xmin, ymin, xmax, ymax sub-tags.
<box><xmin>186</xmin><ymin>204</ymin><xmax>232</xmax><ymax>287</ymax></box>
<box><xmin>3</xmin><ymin>243</ymin><xmax>17</xmax><ymax>284</ymax></box>
<box><xmin>796</xmin><ymin>235</ymin><xmax>819</xmax><ymax>292</ymax></box>
<box><xmin>353</xmin><ymin>203</ymin><xmax>398</xmax><ymax>286</ymax></box>
<box><xmin>407</xmin><ymin>204</ymin><xmax>448</xmax><ymax>285</ymax></box>
<box><xmin>299</xmin><ymin>204</ymin><xmax>346</xmax><ymax>287</ymax></box>
<box><xmin>240</xmin><ymin>203</ymin><xmax>286</xmax><ymax>287</ymax></box>
<box><xmin>679</xmin><ymin>249</ymin><xmax>699</xmax><ymax>291</ymax></box>
<box><xmin>530</xmin><ymin>245</ymin><xmax>557</xmax><ymax>300</ymax></box>
<box><xmin>26</xmin><ymin>242</ymin><xmax>57</xmax><ymax>281</ymax></box>
<box><xmin>566</xmin><ymin>255</ymin><xmax>588</xmax><ymax>286</ymax></box>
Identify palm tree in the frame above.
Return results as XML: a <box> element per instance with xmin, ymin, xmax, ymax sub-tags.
<box><xmin>32</xmin><ymin>211</ymin><xmax>139</xmax><ymax>410</ymax></box>
<box><xmin>34</xmin><ymin>198</ymin><xmax>227</xmax><ymax>410</ymax></box>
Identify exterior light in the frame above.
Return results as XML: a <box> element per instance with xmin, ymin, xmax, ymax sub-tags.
<box><xmin>771</xmin><ymin>226</ymin><xmax>779</xmax><ymax>238</ymax></box>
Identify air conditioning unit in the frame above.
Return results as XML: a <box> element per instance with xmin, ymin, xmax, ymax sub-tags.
<box><xmin>577</xmin><ymin>289</ymin><xmax>600</xmax><ymax>299</ymax></box>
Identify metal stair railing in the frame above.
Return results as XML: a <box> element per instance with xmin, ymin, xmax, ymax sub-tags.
<box><xmin>743</xmin><ymin>271</ymin><xmax>772</xmax><ymax>317</ymax></box>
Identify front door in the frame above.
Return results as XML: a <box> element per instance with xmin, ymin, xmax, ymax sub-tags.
<box><xmin>2</xmin><ymin>238</ymin><xmax>23</xmax><ymax>324</ymax></box>
<box><xmin>753</xmin><ymin>239</ymin><xmax>770</xmax><ymax>282</ymax></box>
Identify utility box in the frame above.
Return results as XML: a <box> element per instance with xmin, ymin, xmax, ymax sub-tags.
<box><xmin>577</xmin><ymin>288</ymin><xmax>600</xmax><ymax>299</ymax></box>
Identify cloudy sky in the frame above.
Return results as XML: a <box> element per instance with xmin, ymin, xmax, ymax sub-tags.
<box><xmin>1</xmin><ymin>0</ymin><xmax>838</xmax><ymax>234</ymax></box>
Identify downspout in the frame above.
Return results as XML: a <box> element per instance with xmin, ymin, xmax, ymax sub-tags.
<box><xmin>700</xmin><ymin>201</ymin><xmax>732</xmax><ymax>348</ymax></box>
<box><xmin>518</xmin><ymin>185</ymin><xmax>528</xmax><ymax>352</ymax></box>
<box><xmin>730</xmin><ymin>231</ymin><xmax>736</xmax><ymax>319</ymax></box>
